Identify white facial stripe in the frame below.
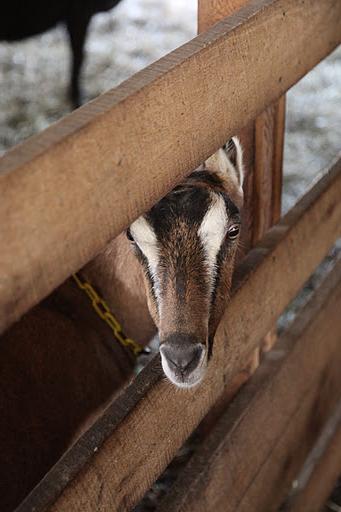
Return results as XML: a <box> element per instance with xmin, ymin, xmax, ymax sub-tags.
<box><xmin>198</xmin><ymin>194</ymin><xmax>228</xmax><ymax>289</ymax></box>
<box><xmin>129</xmin><ymin>216</ymin><xmax>159</xmax><ymax>278</ymax></box>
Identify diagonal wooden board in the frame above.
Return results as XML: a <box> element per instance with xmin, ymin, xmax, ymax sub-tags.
<box><xmin>1</xmin><ymin>0</ymin><xmax>340</xmax><ymax>335</ymax></box>
<box><xmin>16</xmin><ymin>156</ymin><xmax>341</xmax><ymax>512</ymax></box>
<box><xmin>280</xmin><ymin>401</ymin><xmax>341</xmax><ymax>512</ymax></box>
<box><xmin>198</xmin><ymin>0</ymin><xmax>285</xmax><ymax>247</ymax></box>
<box><xmin>157</xmin><ymin>257</ymin><xmax>341</xmax><ymax>512</ymax></box>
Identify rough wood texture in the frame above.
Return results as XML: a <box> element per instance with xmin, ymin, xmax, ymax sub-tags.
<box><xmin>255</xmin><ymin>98</ymin><xmax>286</xmax><ymax>351</ymax></box>
<box><xmin>198</xmin><ymin>0</ymin><xmax>286</xmax><ymax>246</ymax></box>
<box><xmin>253</xmin><ymin>97</ymin><xmax>286</xmax><ymax>241</ymax></box>
<box><xmin>281</xmin><ymin>401</ymin><xmax>341</xmax><ymax>512</ymax></box>
<box><xmin>195</xmin><ymin>0</ymin><xmax>257</xmax><ymax>440</ymax></box>
<box><xmin>199</xmin><ymin>0</ymin><xmax>286</xmax><ymax>358</ymax></box>
<box><xmin>157</xmin><ymin>257</ymin><xmax>341</xmax><ymax>512</ymax></box>
<box><xmin>17</xmin><ymin>156</ymin><xmax>341</xmax><ymax>512</ymax></box>
<box><xmin>1</xmin><ymin>0</ymin><xmax>340</xmax><ymax>335</ymax></box>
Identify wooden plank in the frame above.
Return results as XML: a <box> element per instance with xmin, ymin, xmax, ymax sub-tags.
<box><xmin>253</xmin><ymin>97</ymin><xmax>286</xmax><ymax>242</ymax></box>
<box><xmin>198</xmin><ymin>0</ymin><xmax>252</xmax><ymax>27</ymax></box>
<box><xmin>255</xmin><ymin>98</ymin><xmax>286</xmax><ymax>351</ymax></box>
<box><xmin>157</xmin><ymin>256</ymin><xmax>341</xmax><ymax>512</ymax></box>
<box><xmin>198</xmin><ymin>0</ymin><xmax>285</xmax><ymax>246</ymax></box>
<box><xmin>199</xmin><ymin>0</ymin><xmax>286</xmax><ymax>357</ymax></box>
<box><xmin>1</xmin><ymin>0</ymin><xmax>340</xmax><ymax>335</ymax></box>
<box><xmin>281</xmin><ymin>402</ymin><xmax>341</xmax><ymax>512</ymax></box>
<box><xmin>17</xmin><ymin>156</ymin><xmax>341</xmax><ymax>512</ymax></box>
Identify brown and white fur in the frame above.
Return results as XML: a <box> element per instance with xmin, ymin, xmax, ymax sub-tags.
<box><xmin>128</xmin><ymin>137</ymin><xmax>244</xmax><ymax>388</ymax></box>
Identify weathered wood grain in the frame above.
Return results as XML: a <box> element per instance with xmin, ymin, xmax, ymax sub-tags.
<box><xmin>255</xmin><ymin>97</ymin><xmax>286</xmax><ymax>351</ymax></box>
<box><xmin>198</xmin><ymin>0</ymin><xmax>247</xmax><ymax>27</ymax></box>
<box><xmin>281</xmin><ymin>401</ymin><xmax>341</xmax><ymax>512</ymax></box>
<box><xmin>198</xmin><ymin>0</ymin><xmax>285</xmax><ymax>251</ymax></box>
<box><xmin>16</xmin><ymin>156</ymin><xmax>341</xmax><ymax>512</ymax></box>
<box><xmin>199</xmin><ymin>0</ymin><xmax>286</xmax><ymax>357</ymax></box>
<box><xmin>195</xmin><ymin>0</ymin><xmax>259</xmax><ymax>440</ymax></box>
<box><xmin>157</xmin><ymin>257</ymin><xmax>341</xmax><ymax>512</ymax></box>
<box><xmin>1</xmin><ymin>0</ymin><xmax>340</xmax><ymax>334</ymax></box>
<box><xmin>253</xmin><ymin>98</ymin><xmax>286</xmax><ymax>242</ymax></box>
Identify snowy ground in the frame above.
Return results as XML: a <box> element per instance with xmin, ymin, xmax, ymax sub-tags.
<box><xmin>0</xmin><ymin>0</ymin><xmax>197</xmax><ymax>151</ymax></box>
<box><xmin>284</xmin><ymin>47</ymin><xmax>341</xmax><ymax>212</ymax></box>
<box><xmin>0</xmin><ymin>0</ymin><xmax>340</xmax><ymax>214</ymax></box>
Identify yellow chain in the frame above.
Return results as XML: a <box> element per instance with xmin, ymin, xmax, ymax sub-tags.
<box><xmin>72</xmin><ymin>273</ymin><xmax>144</xmax><ymax>356</ymax></box>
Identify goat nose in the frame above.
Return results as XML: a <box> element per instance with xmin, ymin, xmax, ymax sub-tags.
<box><xmin>160</xmin><ymin>341</ymin><xmax>204</xmax><ymax>373</ymax></box>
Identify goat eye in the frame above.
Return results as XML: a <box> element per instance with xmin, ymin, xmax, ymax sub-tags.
<box><xmin>228</xmin><ymin>225</ymin><xmax>240</xmax><ymax>240</ymax></box>
<box><xmin>126</xmin><ymin>228</ymin><xmax>134</xmax><ymax>242</ymax></box>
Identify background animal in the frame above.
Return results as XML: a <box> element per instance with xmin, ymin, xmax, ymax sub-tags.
<box><xmin>1</xmin><ymin>0</ymin><xmax>123</xmax><ymax>107</ymax></box>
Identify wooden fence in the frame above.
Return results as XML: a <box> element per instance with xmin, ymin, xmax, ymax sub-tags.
<box><xmin>1</xmin><ymin>0</ymin><xmax>341</xmax><ymax>511</ymax></box>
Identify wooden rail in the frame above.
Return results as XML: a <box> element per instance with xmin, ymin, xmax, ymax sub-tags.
<box><xmin>281</xmin><ymin>401</ymin><xmax>341</xmax><ymax>512</ymax></box>
<box><xmin>198</xmin><ymin>0</ymin><xmax>286</xmax><ymax>359</ymax></box>
<box><xmin>198</xmin><ymin>0</ymin><xmax>285</xmax><ymax>246</ymax></box>
<box><xmin>17</xmin><ymin>155</ymin><xmax>341</xmax><ymax>512</ymax></box>
<box><xmin>1</xmin><ymin>0</ymin><xmax>340</xmax><ymax>335</ymax></box>
<box><xmin>157</xmin><ymin>256</ymin><xmax>341</xmax><ymax>512</ymax></box>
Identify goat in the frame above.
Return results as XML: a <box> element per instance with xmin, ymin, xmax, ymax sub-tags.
<box><xmin>0</xmin><ymin>138</ymin><xmax>244</xmax><ymax>510</ymax></box>
<box><xmin>1</xmin><ymin>0</ymin><xmax>123</xmax><ymax>107</ymax></box>
<box><xmin>128</xmin><ymin>137</ymin><xmax>244</xmax><ymax>387</ymax></box>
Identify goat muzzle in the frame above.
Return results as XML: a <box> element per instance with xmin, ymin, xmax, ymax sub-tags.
<box><xmin>159</xmin><ymin>333</ymin><xmax>207</xmax><ymax>388</ymax></box>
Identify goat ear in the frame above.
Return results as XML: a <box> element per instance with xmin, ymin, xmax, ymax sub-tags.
<box><xmin>204</xmin><ymin>137</ymin><xmax>244</xmax><ymax>192</ymax></box>
<box><xmin>223</xmin><ymin>137</ymin><xmax>244</xmax><ymax>187</ymax></box>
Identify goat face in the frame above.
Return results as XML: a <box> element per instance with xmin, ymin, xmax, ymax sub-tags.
<box><xmin>128</xmin><ymin>138</ymin><xmax>244</xmax><ymax>388</ymax></box>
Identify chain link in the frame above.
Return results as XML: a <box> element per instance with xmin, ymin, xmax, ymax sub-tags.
<box><xmin>72</xmin><ymin>273</ymin><xmax>144</xmax><ymax>356</ymax></box>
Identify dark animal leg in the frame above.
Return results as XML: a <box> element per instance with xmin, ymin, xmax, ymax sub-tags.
<box><xmin>66</xmin><ymin>14</ymin><xmax>90</xmax><ymax>108</ymax></box>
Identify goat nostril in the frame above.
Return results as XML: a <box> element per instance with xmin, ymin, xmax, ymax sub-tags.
<box><xmin>167</xmin><ymin>356</ymin><xmax>190</xmax><ymax>372</ymax></box>
<box><xmin>161</xmin><ymin>343</ymin><xmax>205</xmax><ymax>373</ymax></box>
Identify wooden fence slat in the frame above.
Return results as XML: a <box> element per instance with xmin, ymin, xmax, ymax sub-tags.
<box><xmin>1</xmin><ymin>0</ymin><xmax>340</xmax><ymax>334</ymax></box>
<box><xmin>157</xmin><ymin>257</ymin><xmax>341</xmax><ymax>512</ymax></box>
<box><xmin>253</xmin><ymin>97</ymin><xmax>286</xmax><ymax>242</ymax></box>
<box><xmin>199</xmin><ymin>0</ymin><xmax>286</xmax><ymax>358</ymax></box>
<box><xmin>280</xmin><ymin>401</ymin><xmax>341</xmax><ymax>512</ymax></box>
<box><xmin>198</xmin><ymin>0</ymin><xmax>286</xmax><ymax>247</ymax></box>
<box><xmin>17</xmin><ymin>156</ymin><xmax>341</xmax><ymax>512</ymax></box>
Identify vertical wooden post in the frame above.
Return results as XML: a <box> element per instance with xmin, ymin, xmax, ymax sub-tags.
<box><xmin>197</xmin><ymin>0</ymin><xmax>286</xmax><ymax>433</ymax></box>
<box><xmin>198</xmin><ymin>0</ymin><xmax>285</xmax><ymax>250</ymax></box>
